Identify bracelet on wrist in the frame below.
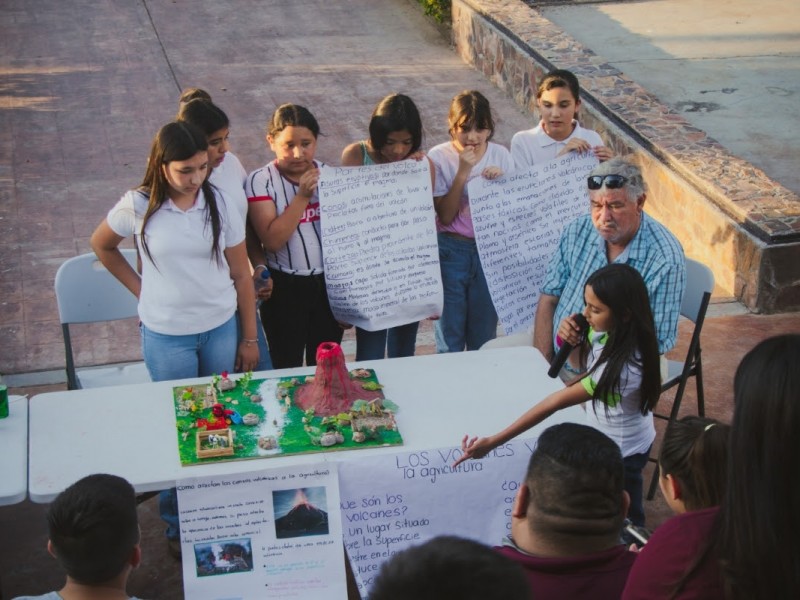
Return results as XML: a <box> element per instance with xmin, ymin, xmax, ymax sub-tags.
<box><xmin>240</xmin><ymin>338</ymin><xmax>258</xmax><ymax>346</ymax></box>
<box><xmin>254</xmin><ymin>264</ymin><xmax>267</xmax><ymax>273</ymax></box>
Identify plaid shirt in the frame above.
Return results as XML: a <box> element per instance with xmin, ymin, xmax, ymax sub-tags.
<box><xmin>541</xmin><ymin>213</ymin><xmax>685</xmax><ymax>354</ymax></box>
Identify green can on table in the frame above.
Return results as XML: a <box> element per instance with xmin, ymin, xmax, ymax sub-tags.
<box><xmin>0</xmin><ymin>383</ymin><xmax>8</xmax><ymax>418</ymax></box>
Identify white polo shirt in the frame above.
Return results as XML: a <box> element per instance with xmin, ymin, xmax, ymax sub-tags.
<box><xmin>580</xmin><ymin>329</ymin><xmax>655</xmax><ymax>457</ymax></box>
<box><xmin>511</xmin><ymin>120</ymin><xmax>604</xmax><ymax>170</ymax></box>
<box><xmin>106</xmin><ymin>188</ymin><xmax>245</xmax><ymax>336</ymax></box>
<box><xmin>210</xmin><ymin>151</ymin><xmax>248</xmax><ymax>224</ymax></box>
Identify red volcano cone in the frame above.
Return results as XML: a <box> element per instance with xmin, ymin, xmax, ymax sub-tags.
<box><xmin>294</xmin><ymin>342</ymin><xmax>383</xmax><ymax>415</ymax></box>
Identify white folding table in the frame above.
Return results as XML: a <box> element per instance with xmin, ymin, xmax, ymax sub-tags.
<box><xmin>29</xmin><ymin>347</ymin><xmax>585</xmax><ymax>502</ymax></box>
<box><xmin>1</xmin><ymin>395</ymin><xmax>29</xmax><ymax>505</ymax></box>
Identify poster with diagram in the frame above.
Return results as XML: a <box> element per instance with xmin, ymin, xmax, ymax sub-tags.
<box><xmin>178</xmin><ymin>463</ymin><xmax>346</xmax><ymax>599</ymax></box>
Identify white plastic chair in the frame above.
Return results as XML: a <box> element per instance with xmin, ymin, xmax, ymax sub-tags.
<box><xmin>646</xmin><ymin>257</ymin><xmax>715</xmax><ymax>500</ymax></box>
<box><xmin>54</xmin><ymin>250</ymin><xmax>151</xmax><ymax>390</ymax></box>
<box><xmin>480</xmin><ymin>331</ymin><xmax>532</xmax><ymax>350</ymax></box>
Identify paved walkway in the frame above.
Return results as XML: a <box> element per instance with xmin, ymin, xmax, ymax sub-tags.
<box><xmin>540</xmin><ymin>0</ymin><xmax>800</xmax><ymax>196</ymax></box>
<box><xmin>0</xmin><ymin>0</ymin><xmax>533</xmax><ymax>378</ymax></box>
<box><xmin>1</xmin><ymin>1</ymin><xmax>798</xmax><ymax>598</ymax></box>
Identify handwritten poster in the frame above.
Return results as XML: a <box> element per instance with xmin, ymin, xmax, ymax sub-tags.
<box><xmin>177</xmin><ymin>463</ymin><xmax>346</xmax><ymax>600</ymax></box>
<box><xmin>318</xmin><ymin>160</ymin><xmax>442</xmax><ymax>331</ymax></box>
<box><xmin>338</xmin><ymin>437</ymin><xmax>544</xmax><ymax>598</ymax></box>
<box><xmin>469</xmin><ymin>153</ymin><xmax>598</xmax><ymax>334</ymax></box>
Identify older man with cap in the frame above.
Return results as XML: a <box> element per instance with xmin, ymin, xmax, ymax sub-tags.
<box><xmin>534</xmin><ymin>156</ymin><xmax>685</xmax><ymax>368</ymax></box>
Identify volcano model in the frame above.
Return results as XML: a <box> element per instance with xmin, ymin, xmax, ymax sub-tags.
<box><xmin>294</xmin><ymin>342</ymin><xmax>383</xmax><ymax>416</ymax></box>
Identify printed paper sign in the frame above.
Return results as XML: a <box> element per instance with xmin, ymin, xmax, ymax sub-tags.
<box><xmin>469</xmin><ymin>153</ymin><xmax>598</xmax><ymax>334</ymax></box>
<box><xmin>318</xmin><ymin>160</ymin><xmax>442</xmax><ymax>331</ymax></box>
<box><xmin>178</xmin><ymin>463</ymin><xmax>346</xmax><ymax>600</ymax></box>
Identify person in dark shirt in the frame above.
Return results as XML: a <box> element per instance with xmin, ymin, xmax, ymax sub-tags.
<box><xmin>494</xmin><ymin>423</ymin><xmax>636</xmax><ymax>599</ymax></box>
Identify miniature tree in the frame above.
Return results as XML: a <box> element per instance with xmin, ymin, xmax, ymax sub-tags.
<box><xmin>239</xmin><ymin>371</ymin><xmax>253</xmax><ymax>389</ymax></box>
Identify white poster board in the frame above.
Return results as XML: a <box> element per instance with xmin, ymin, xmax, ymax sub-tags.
<box><xmin>318</xmin><ymin>160</ymin><xmax>442</xmax><ymax>331</ymax></box>
<box><xmin>177</xmin><ymin>463</ymin><xmax>346</xmax><ymax>600</ymax></box>
<box><xmin>468</xmin><ymin>153</ymin><xmax>598</xmax><ymax>334</ymax></box>
<box><xmin>338</xmin><ymin>438</ymin><xmax>542</xmax><ymax>598</ymax></box>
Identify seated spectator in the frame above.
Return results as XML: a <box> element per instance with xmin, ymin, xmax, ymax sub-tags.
<box><xmin>534</xmin><ymin>157</ymin><xmax>685</xmax><ymax>369</ymax></box>
<box><xmin>13</xmin><ymin>474</ymin><xmax>143</xmax><ymax>600</ymax></box>
<box><xmin>495</xmin><ymin>423</ymin><xmax>635</xmax><ymax>599</ymax></box>
<box><xmin>657</xmin><ymin>416</ymin><xmax>730</xmax><ymax>514</ymax></box>
<box><xmin>369</xmin><ymin>535</ymin><xmax>530</xmax><ymax>600</ymax></box>
<box><xmin>623</xmin><ymin>334</ymin><xmax>800</xmax><ymax>599</ymax></box>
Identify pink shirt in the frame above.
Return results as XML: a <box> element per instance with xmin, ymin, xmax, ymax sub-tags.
<box><xmin>428</xmin><ymin>141</ymin><xmax>514</xmax><ymax>238</ymax></box>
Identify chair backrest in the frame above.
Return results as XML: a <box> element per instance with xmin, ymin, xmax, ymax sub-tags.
<box><xmin>55</xmin><ymin>250</ymin><xmax>140</xmax><ymax>324</ymax></box>
<box><xmin>680</xmin><ymin>258</ymin><xmax>715</xmax><ymax>323</ymax></box>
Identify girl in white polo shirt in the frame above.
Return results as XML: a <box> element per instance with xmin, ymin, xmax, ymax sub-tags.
<box><xmin>91</xmin><ymin>120</ymin><xmax>259</xmax><ymax>551</ymax></box>
<box><xmin>511</xmin><ymin>69</ymin><xmax>613</xmax><ymax>169</ymax></box>
<box><xmin>91</xmin><ymin>121</ymin><xmax>259</xmax><ymax>381</ymax></box>
<box><xmin>177</xmin><ymin>94</ymin><xmax>272</xmax><ymax>372</ymax></box>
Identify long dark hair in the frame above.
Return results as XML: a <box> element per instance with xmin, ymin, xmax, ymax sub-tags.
<box><xmin>658</xmin><ymin>416</ymin><xmax>730</xmax><ymax>511</ymax></box>
<box><xmin>717</xmin><ymin>334</ymin><xmax>800</xmax><ymax>598</ymax></box>
<box><xmin>583</xmin><ymin>264</ymin><xmax>661</xmax><ymax>414</ymax></box>
<box><xmin>138</xmin><ymin>121</ymin><xmax>222</xmax><ymax>266</ymax></box>
<box><xmin>368</xmin><ymin>93</ymin><xmax>423</xmax><ymax>158</ymax></box>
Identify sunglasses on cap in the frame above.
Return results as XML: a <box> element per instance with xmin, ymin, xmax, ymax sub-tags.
<box><xmin>587</xmin><ymin>174</ymin><xmax>628</xmax><ymax>190</ymax></box>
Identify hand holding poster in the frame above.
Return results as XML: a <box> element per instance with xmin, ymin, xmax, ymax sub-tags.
<box><xmin>177</xmin><ymin>463</ymin><xmax>346</xmax><ymax>600</ymax></box>
<box><xmin>468</xmin><ymin>153</ymin><xmax>598</xmax><ymax>334</ymax></box>
<box><xmin>318</xmin><ymin>160</ymin><xmax>442</xmax><ymax>331</ymax></box>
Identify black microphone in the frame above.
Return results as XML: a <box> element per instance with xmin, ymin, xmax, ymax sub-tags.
<box><xmin>547</xmin><ymin>314</ymin><xmax>589</xmax><ymax>378</ymax></box>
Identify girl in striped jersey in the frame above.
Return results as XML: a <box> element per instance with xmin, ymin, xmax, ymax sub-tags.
<box><xmin>245</xmin><ymin>104</ymin><xmax>344</xmax><ymax>368</ymax></box>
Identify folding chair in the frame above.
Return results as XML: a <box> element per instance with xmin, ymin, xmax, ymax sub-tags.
<box><xmin>55</xmin><ymin>250</ymin><xmax>151</xmax><ymax>390</ymax></box>
<box><xmin>646</xmin><ymin>258</ymin><xmax>714</xmax><ymax>500</ymax></box>
<box><xmin>480</xmin><ymin>332</ymin><xmax>531</xmax><ymax>350</ymax></box>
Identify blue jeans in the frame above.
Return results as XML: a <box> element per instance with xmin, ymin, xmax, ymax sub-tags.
<box><xmin>624</xmin><ymin>448</ymin><xmax>651</xmax><ymax>527</ymax></box>
<box><xmin>159</xmin><ymin>488</ymin><xmax>181</xmax><ymax>541</ymax></box>
<box><xmin>155</xmin><ymin>314</ymin><xmax>271</xmax><ymax>541</ymax></box>
<box><xmin>141</xmin><ymin>313</ymin><xmax>241</xmax><ymax>541</ymax></box>
<box><xmin>255</xmin><ymin>309</ymin><xmax>273</xmax><ymax>372</ymax></box>
<box><xmin>140</xmin><ymin>313</ymin><xmax>238</xmax><ymax>381</ymax></box>
<box><xmin>356</xmin><ymin>322</ymin><xmax>420</xmax><ymax>360</ymax></box>
<box><xmin>435</xmin><ymin>233</ymin><xmax>498</xmax><ymax>352</ymax></box>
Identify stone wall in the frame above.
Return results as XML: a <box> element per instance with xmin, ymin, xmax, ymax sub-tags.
<box><xmin>450</xmin><ymin>0</ymin><xmax>799</xmax><ymax>312</ymax></box>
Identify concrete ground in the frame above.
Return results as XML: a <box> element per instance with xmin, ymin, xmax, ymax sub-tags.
<box><xmin>540</xmin><ymin>0</ymin><xmax>800</xmax><ymax>196</ymax></box>
<box><xmin>1</xmin><ymin>0</ymin><xmax>799</xmax><ymax>598</ymax></box>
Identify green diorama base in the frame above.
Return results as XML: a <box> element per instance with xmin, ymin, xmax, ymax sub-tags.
<box><xmin>173</xmin><ymin>370</ymin><xmax>403</xmax><ymax>466</ymax></box>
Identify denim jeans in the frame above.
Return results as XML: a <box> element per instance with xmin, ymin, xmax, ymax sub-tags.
<box><xmin>623</xmin><ymin>448</ymin><xmax>651</xmax><ymax>527</ymax></box>
<box><xmin>159</xmin><ymin>488</ymin><xmax>181</xmax><ymax>541</ymax></box>
<box><xmin>254</xmin><ymin>309</ymin><xmax>273</xmax><ymax>372</ymax></box>
<box><xmin>141</xmin><ymin>313</ymin><xmax>241</xmax><ymax>541</ymax></box>
<box><xmin>435</xmin><ymin>233</ymin><xmax>498</xmax><ymax>352</ymax></box>
<box><xmin>355</xmin><ymin>322</ymin><xmax>420</xmax><ymax>360</ymax></box>
<box><xmin>140</xmin><ymin>313</ymin><xmax>238</xmax><ymax>381</ymax></box>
